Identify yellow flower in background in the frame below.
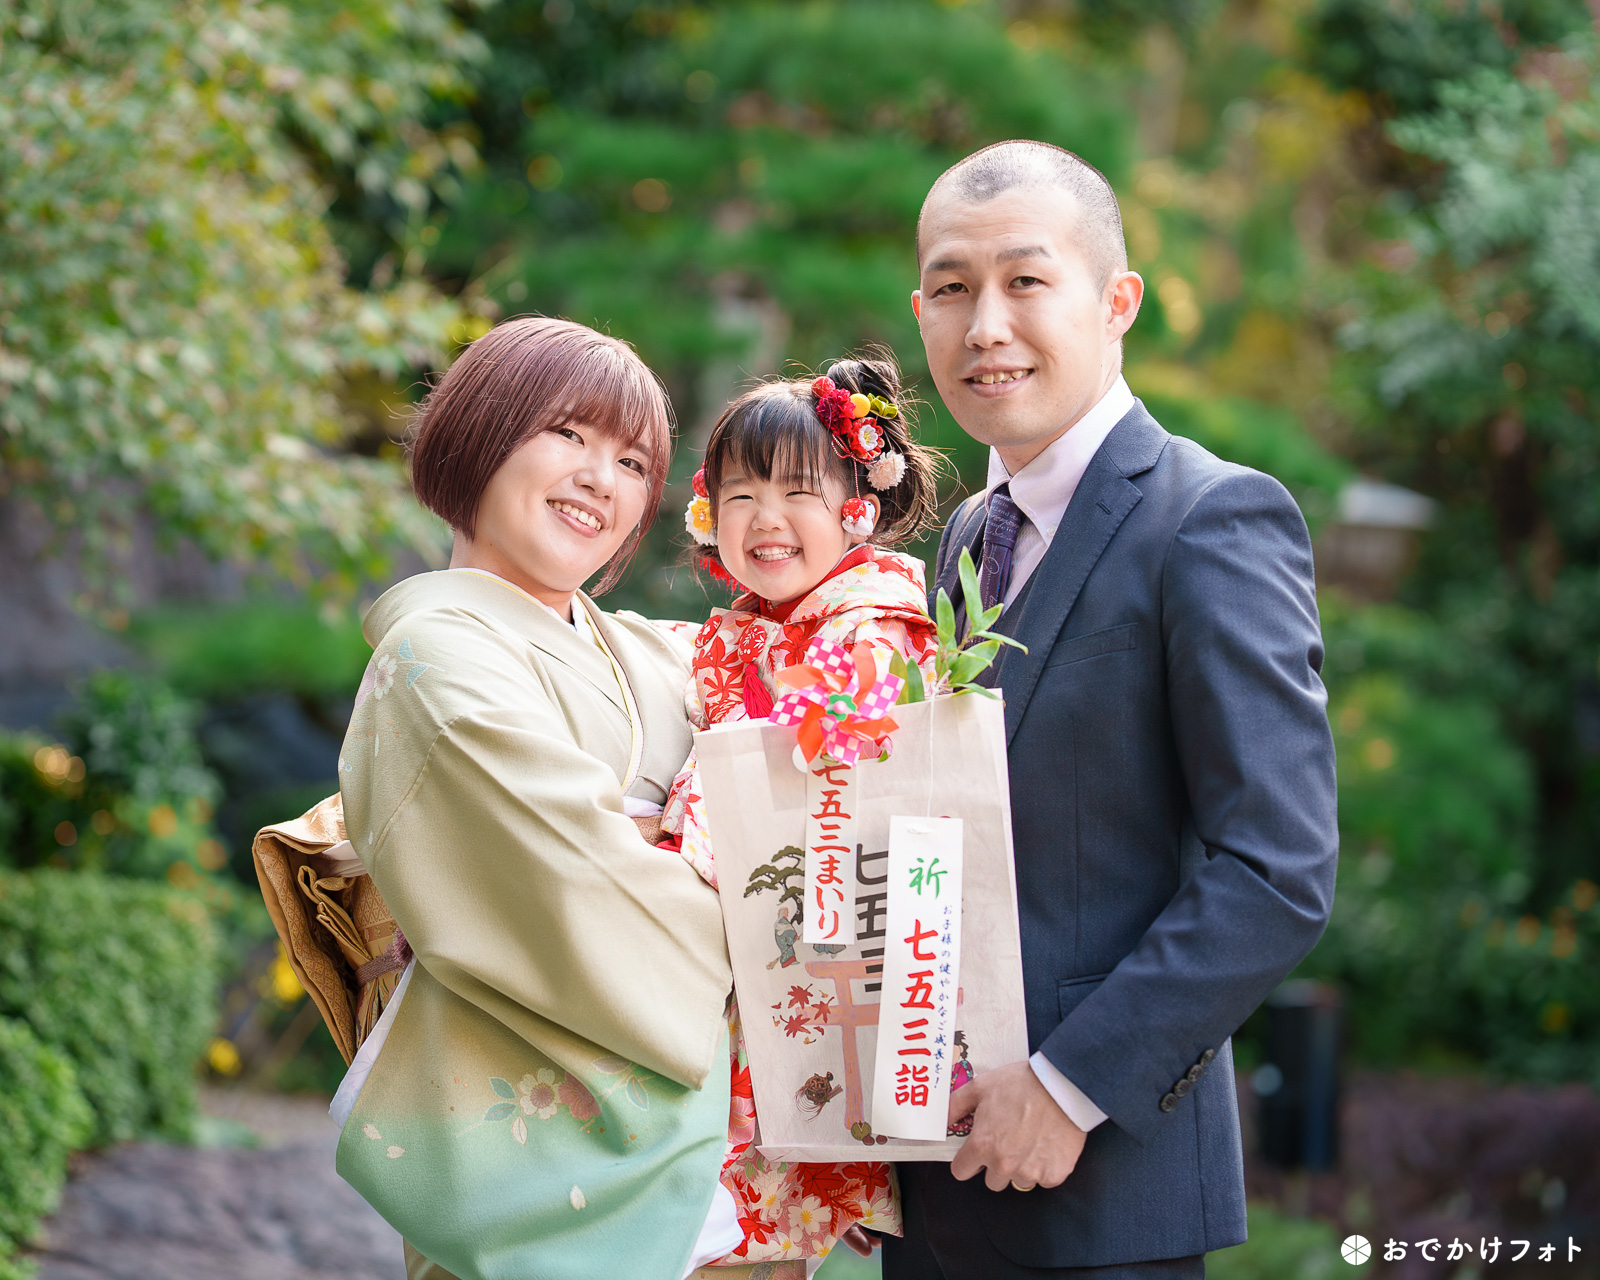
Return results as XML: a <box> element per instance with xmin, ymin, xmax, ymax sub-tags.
<box><xmin>207</xmin><ymin>1037</ymin><xmax>242</xmax><ymax>1076</ymax></box>
<box><xmin>148</xmin><ymin>804</ymin><xmax>179</xmax><ymax>838</ymax></box>
<box><xmin>267</xmin><ymin>944</ymin><xmax>305</xmax><ymax>1003</ymax></box>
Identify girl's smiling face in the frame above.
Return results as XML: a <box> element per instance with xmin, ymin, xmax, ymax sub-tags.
<box><xmin>715</xmin><ymin>468</ymin><xmax>877</xmax><ymax>605</ymax></box>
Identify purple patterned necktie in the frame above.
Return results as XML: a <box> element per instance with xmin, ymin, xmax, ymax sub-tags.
<box><xmin>978</xmin><ymin>483</ymin><xmax>1024</xmax><ymax>612</ymax></box>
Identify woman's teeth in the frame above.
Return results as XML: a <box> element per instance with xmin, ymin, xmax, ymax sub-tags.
<box><xmin>550</xmin><ymin>501</ymin><xmax>601</xmax><ymax>531</ymax></box>
<box><xmin>750</xmin><ymin>546</ymin><xmax>799</xmax><ymax>562</ymax></box>
<box><xmin>973</xmin><ymin>370</ymin><xmax>1031</xmax><ymax>385</ymax></box>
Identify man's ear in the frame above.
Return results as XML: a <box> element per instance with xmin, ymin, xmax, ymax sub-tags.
<box><xmin>1106</xmin><ymin>272</ymin><xmax>1143</xmax><ymax>342</ymax></box>
<box><xmin>911</xmin><ymin>290</ymin><xmax>922</xmax><ymax>321</ymax></box>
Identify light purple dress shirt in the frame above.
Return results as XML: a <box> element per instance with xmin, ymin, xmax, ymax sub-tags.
<box><xmin>982</xmin><ymin>376</ymin><xmax>1136</xmax><ymax>1134</ymax></box>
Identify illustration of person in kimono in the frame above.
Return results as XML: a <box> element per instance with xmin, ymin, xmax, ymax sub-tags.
<box><xmin>771</xmin><ymin>905</ymin><xmax>799</xmax><ymax>969</ymax></box>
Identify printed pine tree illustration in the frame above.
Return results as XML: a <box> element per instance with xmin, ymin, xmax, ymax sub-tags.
<box><xmin>745</xmin><ymin>845</ymin><xmax>805</xmax><ymax>926</ymax></box>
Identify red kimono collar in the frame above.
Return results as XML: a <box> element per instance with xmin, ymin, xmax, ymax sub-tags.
<box><xmin>739</xmin><ymin>545</ymin><xmax>880</xmax><ymax>623</ymax></box>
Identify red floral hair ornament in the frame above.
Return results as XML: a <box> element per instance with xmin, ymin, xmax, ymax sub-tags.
<box><xmin>685</xmin><ymin>466</ymin><xmax>717</xmax><ymax>546</ymax></box>
<box><xmin>810</xmin><ymin>376</ymin><xmax>906</xmax><ymax>491</ymax></box>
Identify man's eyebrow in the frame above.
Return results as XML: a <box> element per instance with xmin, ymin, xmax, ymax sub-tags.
<box><xmin>923</xmin><ymin>244</ymin><xmax>1054</xmax><ymax>273</ymax></box>
<box><xmin>996</xmin><ymin>244</ymin><xmax>1053</xmax><ymax>264</ymax></box>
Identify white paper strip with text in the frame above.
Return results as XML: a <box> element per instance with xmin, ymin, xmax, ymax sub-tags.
<box><xmin>870</xmin><ymin>815</ymin><xmax>964</xmax><ymax>1140</ymax></box>
<box><xmin>802</xmin><ymin>758</ymin><xmax>858</xmax><ymax>946</ymax></box>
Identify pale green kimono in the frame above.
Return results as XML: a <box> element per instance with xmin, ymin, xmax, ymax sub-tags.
<box><xmin>336</xmin><ymin>570</ymin><xmax>733</xmax><ymax>1280</ymax></box>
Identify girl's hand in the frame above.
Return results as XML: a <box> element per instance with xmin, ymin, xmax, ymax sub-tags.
<box><xmin>840</xmin><ymin>1224</ymin><xmax>876</xmax><ymax>1257</ymax></box>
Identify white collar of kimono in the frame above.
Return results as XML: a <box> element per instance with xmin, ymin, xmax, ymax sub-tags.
<box><xmin>451</xmin><ymin>568</ymin><xmax>598</xmax><ymax>644</ymax></box>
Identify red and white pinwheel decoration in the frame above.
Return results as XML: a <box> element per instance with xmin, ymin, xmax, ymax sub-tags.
<box><xmin>771</xmin><ymin>637</ymin><xmax>904</xmax><ymax>768</ymax></box>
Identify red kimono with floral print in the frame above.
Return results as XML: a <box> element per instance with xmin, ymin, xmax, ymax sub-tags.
<box><xmin>663</xmin><ymin>545</ymin><xmax>937</xmax><ymax>1266</ymax></box>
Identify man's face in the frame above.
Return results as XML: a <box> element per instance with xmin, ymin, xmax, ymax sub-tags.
<box><xmin>914</xmin><ymin>185</ymin><xmax>1140</xmax><ymax>469</ymax></box>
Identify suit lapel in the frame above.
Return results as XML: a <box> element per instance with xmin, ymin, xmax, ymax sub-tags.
<box><xmin>989</xmin><ymin>404</ymin><xmax>1169</xmax><ymax>744</ymax></box>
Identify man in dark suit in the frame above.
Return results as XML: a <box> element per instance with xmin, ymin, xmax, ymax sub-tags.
<box><xmin>885</xmin><ymin>140</ymin><xmax>1339</xmax><ymax>1278</ymax></box>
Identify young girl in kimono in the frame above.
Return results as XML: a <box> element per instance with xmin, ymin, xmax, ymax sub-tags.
<box><xmin>662</xmin><ymin>352</ymin><xmax>944</xmax><ymax>1271</ymax></box>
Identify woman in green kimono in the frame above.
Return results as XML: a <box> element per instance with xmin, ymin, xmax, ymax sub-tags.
<box><xmin>332</xmin><ymin>317</ymin><xmax>741</xmax><ymax>1280</ymax></box>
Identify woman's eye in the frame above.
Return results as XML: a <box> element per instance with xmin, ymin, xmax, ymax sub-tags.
<box><xmin>619</xmin><ymin>456</ymin><xmax>647</xmax><ymax>475</ymax></box>
<box><xmin>555</xmin><ymin>426</ymin><xmax>583</xmax><ymax>442</ymax></box>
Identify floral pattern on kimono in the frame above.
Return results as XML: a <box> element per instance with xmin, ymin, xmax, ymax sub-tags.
<box><xmin>664</xmin><ymin>545</ymin><xmax>937</xmax><ymax>888</ymax></box>
<box><xmin>664</xmin><ymin>544</ymin><xmax>935</xmax><ymax>1264</ymax></box>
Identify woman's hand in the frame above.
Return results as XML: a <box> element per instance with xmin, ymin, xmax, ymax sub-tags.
<box><xmin>630</xmin><ymin>814</ymin><xmax>665</xmax><ymax>845</ymax></box>
<box><xmin>839</xmin><ymin>1224</ymin><xmax>876</xmax><ymax>1258</ymax></box>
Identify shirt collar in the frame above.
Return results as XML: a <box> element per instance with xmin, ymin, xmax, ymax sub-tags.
<box><xmin>984</xmin><ymin>376</ymin><xmax>1135</xmax><ymax>541</ymax></box>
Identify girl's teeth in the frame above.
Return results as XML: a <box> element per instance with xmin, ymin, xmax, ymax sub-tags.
<box><xmin>751</xmin><ymin>548</ymin><xmax>797</xmax><ymax>562</ymax></box>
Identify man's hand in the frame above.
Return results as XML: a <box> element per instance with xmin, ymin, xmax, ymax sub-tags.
<box><xmin>948</xmin><ymin>1060</ymin><xmax>1088</xmax><ymax>1192</ymax></box>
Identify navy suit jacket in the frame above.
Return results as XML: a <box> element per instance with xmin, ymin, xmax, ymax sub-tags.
<box><xmin>929</xmin><ymin>400</ymin><xmax>1338</xmax><ymax>1267</ymax></box>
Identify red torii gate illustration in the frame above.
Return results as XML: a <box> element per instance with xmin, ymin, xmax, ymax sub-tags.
<box><xmin>806</xmin><ymin>957</ymin><xmax>963</xmax><ymax>1131</ymax></box>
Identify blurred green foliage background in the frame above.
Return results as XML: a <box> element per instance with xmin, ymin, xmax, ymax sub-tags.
<box><xmin>4</xmin><ymin>0</ymin><xmax>1600</xmax><ymax>1273</ymax></box>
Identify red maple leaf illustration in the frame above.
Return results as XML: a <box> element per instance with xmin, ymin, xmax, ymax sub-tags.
<box><xmin>692</xmin><ymin>634</ymin><xmax>730</xmax><ymax>673</ymax></box>
<box><xmin>737</xmin><ymin>1214</ymin><xmax>775</xmax><ymax>1248</ymax></box>
<box><xmin>841</xmin><ymin>1162</ymin><xmax>891</xmax><ymax>1198</ymax></box>
<box><xmin>701</xmin><ymin>660</ymin><xmax>743</xmax><ymax>710</ymax></box>
<box><xmin>787</xmin><ymin>984</ymin><xmax>814</xmax><ymax>1009</ymax></box>
<box><xmin>794</xmin><ymin>1162</ymin><xmax>853</xmax><ymax>1209</ymax></box>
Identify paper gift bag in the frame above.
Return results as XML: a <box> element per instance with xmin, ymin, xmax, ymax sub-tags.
<box><xmin>694</xmin><ymin>691</ymin><xmax>1028</xmax><ymax>1163</ymax></box>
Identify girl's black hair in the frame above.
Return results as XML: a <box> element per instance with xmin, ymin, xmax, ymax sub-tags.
<box><xmin>699</xmin><ymin>348</ymin><xmax>944</xmax><ymax>561</ymax></box>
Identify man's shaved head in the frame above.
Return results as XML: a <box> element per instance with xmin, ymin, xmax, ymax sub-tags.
<box><xmin>918</xmin><ymin>140</ymin><xmax>1128</xmax><ymax>288</ymax></box>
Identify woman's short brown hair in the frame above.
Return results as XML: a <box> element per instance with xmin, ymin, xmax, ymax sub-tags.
<box><xmin>408</xmin><ymin>317</ymin><xmax>672</xmax><ymax>594</ymax></box>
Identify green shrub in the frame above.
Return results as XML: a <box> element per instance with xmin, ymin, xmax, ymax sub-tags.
<box><xmin>0</xmin><ymin>1015</ymin><xmax>91</xmax><ymax>1270</ymax></box>
<box><xmin>0</xmin><ymin>672</ymin><xmax>233</xmax><ymax>894</ymax></box>
<box><xmin>0</xmin><ymin>871</ymin><xmax>219</xmax><ymax>1147</ymax></box>
<box><xmin>1290</xmin><ymin>598</ymin><xmax>1600</xmax><ymax>1080</ymax></box>
<box><xmin>55</xmin><ymin>671</ymin><xmax>219</xmax><ymax>811</ymax></box>
<box><xmin>126</xmin><ymin>599</ymin><xmax>371</xmax><ymax>702</ymax></box>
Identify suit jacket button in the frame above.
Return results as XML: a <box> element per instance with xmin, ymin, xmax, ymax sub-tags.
<box><xmin>1173</xmin><ymin>1079</ymin><xmax>1190</xmax><ymax>1098</ymax></box>
<box><xmin>1200</xmin><ymin>1048</ymin><xmax>1215</xmax><ymax>1066</ymax></box>
<box><xmin>1186</xmin><ymin>1064</ymin><xmax>1203</xmax><ymax>1083</ymax></box>
<box><xmin>1160</xmin><ymin>1092</ymin><xmax>1178</xmax><ymax>1113</ymax></box>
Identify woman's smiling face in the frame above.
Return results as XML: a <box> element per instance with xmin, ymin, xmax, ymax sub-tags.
<box><xmin>714</xmin><ymin>467</ymin><xmax>873</xmax><ymax>605</ymax></box>
<box><xmin>462</xmin><ymin>424</ymin><xmax>651</xmax><ymax>614</ymax></box>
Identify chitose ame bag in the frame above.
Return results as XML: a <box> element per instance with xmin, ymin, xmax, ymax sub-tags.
<box><xmin>695</xmin><ymin>653</ymin><xmax>1028</xmax><ymax>1164</ymax></box>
